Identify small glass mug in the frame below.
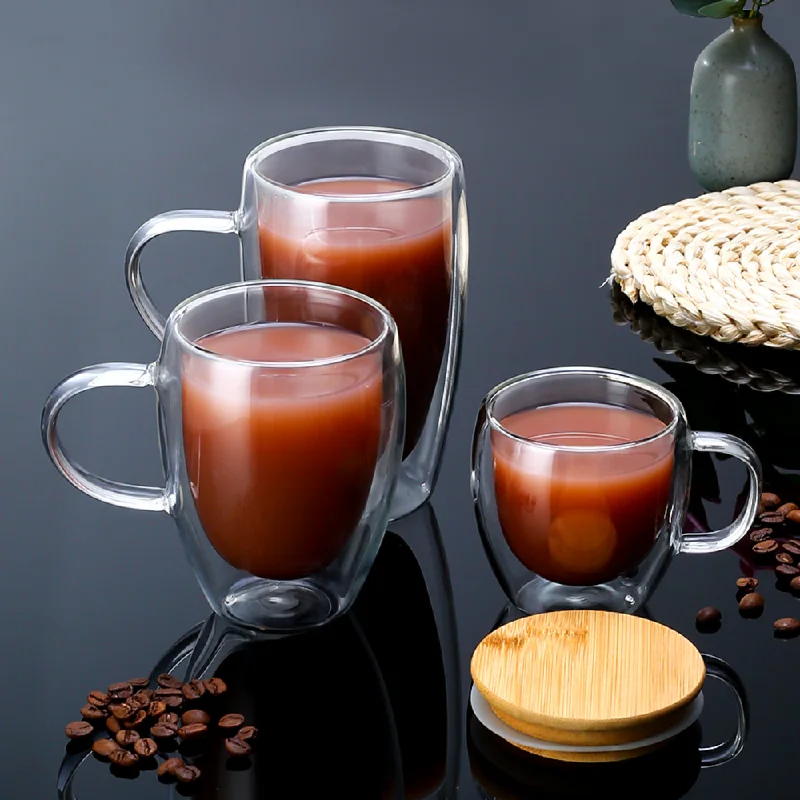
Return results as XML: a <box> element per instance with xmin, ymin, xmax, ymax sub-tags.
<box><xmin>471</xmin><ymin>367</ymin><xmax>761</xmax><ymax>614</ymax></box>
<box><xmin>125</xmin><ymin>126</ymin><xmax>468</xmax><ymax>520</ymax></box>
<box><xmin>42</xmin><ymin>280</ymin><xmax>405</xmax><ymax>631</ymax></box>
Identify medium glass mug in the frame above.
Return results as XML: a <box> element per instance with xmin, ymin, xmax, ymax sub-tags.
<box><xmin>126</xmin><ymin>126</ymin><xmax>468</xmax><ymax>519</ymax></box>
<box><xmin>471</xmin><ymin>367</ymin><xmax>761</xmax><ymax>614</ymax></box>
<box><xmin>42</xmin><ymin>280</ymin><xmax>405</xmax><ymax>631</ymax></box>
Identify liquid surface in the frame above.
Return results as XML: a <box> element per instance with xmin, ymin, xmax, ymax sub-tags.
<box><xmin>258</xmin><ymin>176</ymin><xmax>451</xmax><ymax>457</ymax></box>
<box><xmin>492</xmin><ymin>403</ymin><xmax>674</xmax><ymax>586</ymax></box>
<box><xmin>182</xmin><ymin>322</ymin><xmax>383</xmax><ymax>580</ymax></box>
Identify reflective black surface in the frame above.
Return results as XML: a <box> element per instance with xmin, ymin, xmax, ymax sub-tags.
<box><xmin>4</xmin><ymin>1</ymin><xmax>800</xmax><ymax>797</ymax></box>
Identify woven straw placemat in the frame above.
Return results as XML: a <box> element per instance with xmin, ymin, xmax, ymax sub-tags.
<box><xmin>611</xmin><ymin>181</ymin><xmax>800</xmax><ymax>349</ymax></box>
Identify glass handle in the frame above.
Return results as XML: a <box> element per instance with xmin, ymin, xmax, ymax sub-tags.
<box><xmin>680</xmin><ymin>431</ymin><xmax>762</xmax><ymax>554</ymax></box>
<box><xmin>125</xmin><ymin>209</ymin><xmax>239</xmax><ymax>340</ymax></box>
<box><xmin>41</xmin><ymin>363</ymin><xmax>167</xmax><ymax>512</ymax></box>
<box><xmin>699</xmin><ymin>653</ymin><xmax>749</xmax><ymax>768</ymax></box>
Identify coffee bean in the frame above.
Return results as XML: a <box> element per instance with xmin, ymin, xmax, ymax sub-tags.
<box><xmin>123</xmin><ymin>709</ymin><xmax>147</xmax><ymax>729</ymax></box>
<box><xmin>147</xmin><ymin>701</ymin><xmax>166</xmax><ymax>718</ymax></box>
<box><xmin>182</xmin><ymin>680</ymin><xmax>206</xmax><ymax>701</ymax></box>
<box><xmin>182</xmin><ymin>709</ymin><xmax>210</xmax><ymax>726</ymax></box>
<box><xmin>788</xmin><ymin>510</ymin><xmax>800</xmax><ymax>525</ymax></box>
<box><xmin>127</xmin><ymin>677</ymin><xmax>149</xmax><ymax>689</ymax></box>
<box><xmin>695</xmin><ymin>606</ymin><xmax>721</xmax><ymax>631</ymax></box>
<box><xmin>762</xmin><ymin>492</ymin><xmax>782</xmax><ymax>509</ymax></box>
<box><xmin>753</xmin><ymin>539</ymin><xmax>779</xmax><ymax>555</ymax></box>
<box><xmin>178</xmin><ymin>722</ymin><xmax>208</xmax><ymax>740</ymax></box>
<box><xmin>153</xmin><ymin>686</ymin><xmax>183</xmax><ymax>699</ymax></box>
<box><xmin>92</xmin><ymin>738</ymin><xmax>119</xmax><ymax>759</ymax></box>
<box><xmin>778</xmin><ymin>503</ymin><xmax>799</xmax><ymax>516</ymax></box>
<box><xmin>736</xmin><ymin>576</ymin><xmax>759</xmax><ymax>592</ymax></box>
<box><xmin>115</xmin><ymin>729</ymin><xmax>140</xmax><ymax>748</ymax></box>
<box><xmin>236</xmin><ymin>725</ymin><xmax>258</xmax><ymax>741</ymax></box>
<box><xmin>65</xmin><ymin>720</ymin><xmax>94</xmax><ymax>739</ymax></box>
<box><xmin>225</xmin><ymin>736</ymin><xmax>252</xmax><ymax>757</ymax></box>
<box><xmin>134</xmin><ymin>737</ymin><xmax>158</xmax><ymax>758</ymax></box>
<box><xmin>759</xmin><ymin>513</ymin><xmax>785</xmax><ymax>525</ymax></box>
<box><xmin>133</xmin><ymin>689</ymin><xmax>153</xmax><ymax>706</ymax></box>
<box><xmin>749</xmin><ymin>528</ymin><xmax>773</xmax><ymax>543</ymax></box>
<box><xmin>164</xmin><ymin>695</ymin><xmax>183</xmax><ymax>709</ymax></box>
<box><xmin>739</xmin><ymin>592</ymin><xmax>765</xmax><ymax>617</ymax></box>
<box><xmin>776</xmin><ymin>564</ymin><xmax>800</xmax><ymax>583</ymax></box>
<box><xmin>87</xmin><ymin>690</ymin><xmax>109</xmax><ymax>708</ymax></box>
<box><xmin>126</xmin><ymin>696</ymin><xmax>143</xmax><ymax>712</ymax></box>
<box><xmin>106</xmin><ymin>716</ymin><xmax>122</xmax><ymax>735</ymax></box>
<box><xmin>157</xmin><ymin>757</ymin><xmax>184</xmax><ymax>778</ymax></box>
<box><xmin>777</xmin><ymin>552</ymin><xmax>795</xmax><ymax>565</ymax></box>
<box><xmin>174</xmin><ymin>764</ymin><xmax>201</xmax><ymax>784</ymax></box>
<box><xmin>81</xmin><ymin>704</ymin><xmax>107</xmax><ymax>722</ymax></box>
<box><xmin>774</xmin><ymin>618</ymin><xmax>800</xmax><ymax>638</ymax></box>
<box><xmin>204</xmin><ymin>677</ymin><xmax>227</xmax><ymax>696</ymax></box>
<box><xmin>108</xmin><ymin>682</ymin><xmax>133</xmax><ymax>701</ymax></box>
<box><xmin>218</xmin><ymin>713</ymin><xmax>245</xmax><ymax>731</ymax></box>
<box><xmin>109</xmin><ymin>749</ymin><xmax>139</xmax><ymax>768</ymax></box>
<box><xmin>157</xmin><ymin>673</ymin><xmax>183</xmax><ymax>690</ymax></box>
<box><xmin>791</xmin><ymin>576</ymin><xmax>800</xmax><ymax>593</ymax></box>
<box><xmin>109</xmin><ymin>703</ymin><xmax>135</xmax><ymax>720</ymax></box>
<box><xmin>784</xmin><ymin>542</ymin><xmax>800</xmax><ymax>557</ymax></box>
<box><xmin>159</xmin><ymin>712</ymin><xmax>180</xmax><ymax>727</ymax></box>
<box><xmin>150</xmin><ymin>723</ymin><xmax>179</xmax><ymax>739</ymax></box>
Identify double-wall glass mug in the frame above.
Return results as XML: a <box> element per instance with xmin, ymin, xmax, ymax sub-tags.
<box><xmin>126</xmin><ymin>126</ymin><xmax>468</xmax><ymax>520</ymax></box>
<box><xmin>42</xmin><ymin>280</ymin><xmax>405</xmax><ymax>631</ymax></box>
<box><xmin>471</xmin><ymin>367</ymin><xmax>761</xmax><ymax>614</ymax></box>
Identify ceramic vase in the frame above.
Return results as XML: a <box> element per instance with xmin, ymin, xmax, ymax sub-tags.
<box><xmin>689</xmin><ymin>15</ymin><xmax>797</xmax><ymax>192</ymax></box>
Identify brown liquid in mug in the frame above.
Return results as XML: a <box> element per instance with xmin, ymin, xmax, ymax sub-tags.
<box><xmin>492</xmin><ymin>403</ymin><xmax>674</xmax><ymax>586</ymax></box>
<box><xmin>258</xmin><ymin>177</ymin><xmax>452</xmax><ymax>457</ymax></box>
<box><xmin>182</xmin><ymin>322</ymin><xmax>383</xmax><ymax>580</ymax></box>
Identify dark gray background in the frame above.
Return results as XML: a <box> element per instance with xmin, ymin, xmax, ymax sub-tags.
<box><xmin>2</xmin><ymin>1</ymin><xmax>800</xmax><ymax>796</ymax></box>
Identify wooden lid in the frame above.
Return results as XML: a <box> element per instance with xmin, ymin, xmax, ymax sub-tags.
<box><xmin>471</xmin><ymin>611</ymin><xmax>705</xmax><ymax>746</ymax></box>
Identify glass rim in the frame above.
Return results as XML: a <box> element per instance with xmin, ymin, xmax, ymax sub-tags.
<box><xmin>170</xmin><ymin>279</ymin><xmax>394</xmax><ymax>369</ymax></box>
<box><xmin>243</xmin><ymin>126</ymin><xmax>461</xmax><ymax>203</ymax></box>
<box><xmin>485</xmin><ymin>366</ymin><xmax>682</xmax><ymax>453</ymax></box>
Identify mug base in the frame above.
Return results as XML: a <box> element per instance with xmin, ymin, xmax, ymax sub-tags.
<box><xmin>221</xmin><ymin>577</ymin><xmax>335</xmax><ymax>631</ymax></box>
<box><xmin>516</xmin><ymin>576</ymin><xmax>640</xmax><ymax>615</ymax></box>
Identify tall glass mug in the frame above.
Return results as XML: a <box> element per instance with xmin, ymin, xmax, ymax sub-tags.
<box><xmin>42</xmin><ymin>281</ymin><xmax>405</xmax><ymax>631</ymax></box>
<box><xmin>471</xmin><ymin>367</ymin><xmax>761</xmax><ymax>614</ymax></box>
<box><xmin>126</xmin><ymin>127</ymin><xmax>468</xmax><ymax>519</ymax></box>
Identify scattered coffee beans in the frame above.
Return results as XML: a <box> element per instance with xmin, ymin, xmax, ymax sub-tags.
<box><xmin>739</xmin><ymin>592</ymin><xmax>765</xmax><ymax>617</ymax></box>
<box><xmin>736</xmin><ymin>577</ymin><xmax>758</xmax><ymax>592</ymax></box>
<box><xmin>225</xmin><ymin>736</ymin><xmax>252</xmax><ymax>757</ymax></box>
<box><xmin>182</xmin><ymin>709</ymin><xmax>211</xmax><ymax>726</ymax></box>
<box><xmin>777</xmin><ymin>503</ymin><xmax>798</xmax><ymax>516</ymax></box>
<box><xmin>749</xmin><ymin>527</ymin><xmax>773</xmax><ymax>544</ymax></box>
<box><xmin>695</xmin><ymin>607</ymin><xmax>721</xmax><ymax>631</ymax></box>
<box><xmin>66</xmin><ymin>671</ymin><xmax>253</xmax><ymax>788</ymax></box>
<box><xmin>774</xmin><ymin>618</ymin><xmax>800</xmax><ymax>638</ymax></box>
<box><xmin>92</xmin><ymin>738</ymin><xmax>119</xmax><ymax>759</ymax></box>
<box><xmin>776</xmin><ymin>552</ymin><xmax>795</xmax><ymax>565</ymax></box>
<box><xmin>134</xmin><ymin>738</ymin><xmax>158</xmax><ymax>758</ymax></box>
<box><xmin>783</xmin><ymin>541</ymin><xmax>800</xmax><ymax>557</ymax></box>
<box><xmin>753</xmin><ymin>539</ymin><xmax>778</xmax><ymax>556</ymax></box>
<box><xmin>788</xmin><ymin>510</ymin><xmax>800</xmax><ymax>525</ymax></box>
<box><xmin>776</xmin><ymin>564</ymin><xmax>800</xmax><ymax>583</ymax></box>
<box><xmin>762</xmin><ymin>492</ymin><xmax>781</xmax><ymax>509</ymax></box>
<box><xmin>791</xmin><ymin>576</ymin><xmax>800</xmax><ymax>593</ymax></box>
<box><xmin>66</xmin><ymin>720</ymin><xmax>94</xmax><ymax>739</ymax></box>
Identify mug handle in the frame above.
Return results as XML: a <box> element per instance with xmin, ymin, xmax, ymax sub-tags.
<box><xmin>699</xmin><ymin>653</ymin><xmax>749</xmax><ymax>768</ymax></box>
<box><xmin>126</xmin><ymin>209</ymin><xmax>239</xmax><ymax>340</ymax></box>
<box><xmin>680</xmin><ymin>432</ymin><xmax>761</xmax><ymax>554</ymax></box>
<box><xmin>41</xmin><ymin>363</ymin><xmax>167</xmax><ymax>512</ymax></box>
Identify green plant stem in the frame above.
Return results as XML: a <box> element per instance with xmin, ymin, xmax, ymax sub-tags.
<box><xmin>748</xmin><ymin>0</ymin><xmax>775</xmax><ymax>18</ymax></box>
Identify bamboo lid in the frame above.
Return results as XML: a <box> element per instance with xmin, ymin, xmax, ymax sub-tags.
<box><xmin>471</xmin><ymin>611</ymin><xmax>705</xmax><ymax>750</ymax></box>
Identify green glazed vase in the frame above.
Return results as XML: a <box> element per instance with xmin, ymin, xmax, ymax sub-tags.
<box><xmin>689</xmin><ymin>15</ymin><xmax>797</xmax><ymax>192</ymax></box>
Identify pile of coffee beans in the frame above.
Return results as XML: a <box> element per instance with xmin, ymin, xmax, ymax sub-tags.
<box><xmin>64</xmin><ymin>673</ymin><xmax>258</xmax><ymax>785</ymax></box>
<box><xmin>695</xmin><ymin>490</ymin><xmax>800</xmax><ymax>638</ymax></box>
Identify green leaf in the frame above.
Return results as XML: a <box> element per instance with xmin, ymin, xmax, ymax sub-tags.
<box><xmin>671</xmin><ymin>0</ymin><xmax>711</xmax><ymax>16</ymax></box>
<box><xmin>698</xmin><ymin>0</ymin><xmax>745</xmax><ymax>17</ymax></box>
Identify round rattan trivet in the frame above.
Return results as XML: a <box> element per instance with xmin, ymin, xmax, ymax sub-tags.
<box><xmin>611</xmin><ymin>180</ymin><xmax>800</xmax><ymax>349</ymax></box>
